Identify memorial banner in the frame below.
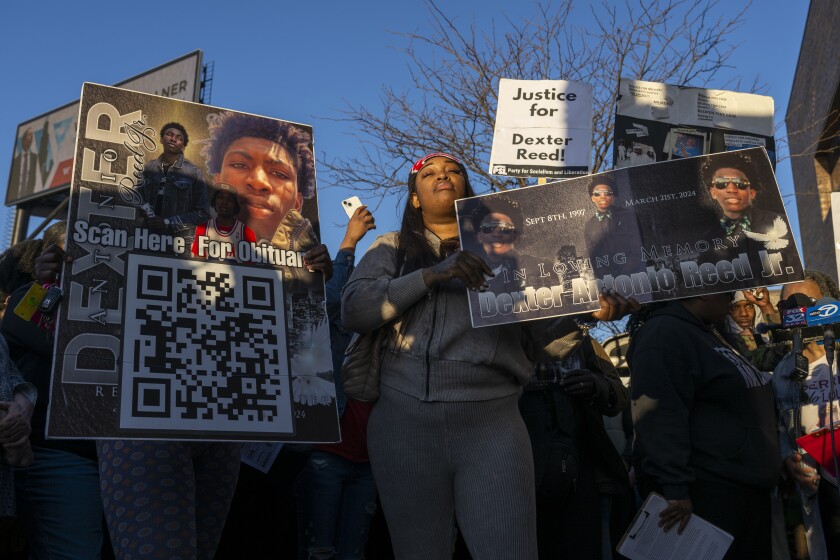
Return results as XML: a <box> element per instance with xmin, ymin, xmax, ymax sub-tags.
<box><xmin>457</xmin><ymin>147</ymin><xmax>803</xmax><ymax>328</ymax></box>
<box><xmin>46</xmin><ymin>83</ymin><xmax>339</xmax><ymax>442</ymax></box>
<box><xmin>489</xmin><ymin>78</ymin><xmax>593</xmax><ymax>179</ymax></box>
<box><xmin>613</xmin><ymin>79</ymin><xmax>775</xmax><ymax>170</ymax></box>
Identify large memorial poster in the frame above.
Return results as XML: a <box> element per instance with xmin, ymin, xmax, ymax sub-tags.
<box><xmin>457</xmin><ymin>147</ymin><xmax>803</xmax><ymax>327</ymax></box>
<box><xmin>613</xmin><ymin>79</ymin><xmax>775</xmax><ymax>170</ymax></box>
<box><xmin>46</xmin><ymin>83</ymin><xmax>339</xmax><ymax>442</ymax></box>
<box><xmin>488</xmin><ymin>78</ymin><xmax>593</xmax><ymax>179</ymax></box>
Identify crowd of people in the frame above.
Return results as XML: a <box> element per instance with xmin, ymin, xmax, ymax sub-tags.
<box><xmin>0</xmin><ymin>145</ymin><xmax>836</xmax><ymax>560</ymax></box>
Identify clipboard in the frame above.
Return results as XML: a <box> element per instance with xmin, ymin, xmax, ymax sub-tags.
<box><xmin>617</xmin><ymin>492</ymin><xmax>733</xmax><ymax>560</ymax></box>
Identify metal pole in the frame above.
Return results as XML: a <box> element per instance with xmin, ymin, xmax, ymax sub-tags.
<box><xmin>11</xmin><ymin>206</ymin><xmax>30</xmax><ymax>246</ymax></box>
<box><xmin>26</xmin><ymin>196</ymin><xmax>70</xmax><ymax>240</ymax></box>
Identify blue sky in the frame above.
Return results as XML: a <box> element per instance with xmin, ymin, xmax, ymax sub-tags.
<box><xmin>0</xmin><ymin>0</ymin><xmax>810</xmax><ymax>258</ymax></box>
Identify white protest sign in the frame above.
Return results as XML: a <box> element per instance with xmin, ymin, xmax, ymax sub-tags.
<box><xmin>614</xmin><ymin>79</ymin><xmax>776</xmax><ymax>171</ymax></box>
<box><xmin>488</xmin><ymin>78</ymin><xmax>593</xmax><ymax>179</ymax></box>
<box><xmin>616</xmin><ymin>80</ymin><xmax>678</xmax><ymax>121</ymax></box>
<box><xmin>680</xmin><ymin>88</ymin><xmax>774</xmax><ymax>136</ymax></box>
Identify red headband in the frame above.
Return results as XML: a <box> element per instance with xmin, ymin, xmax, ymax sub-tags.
<box><xmin>409</xmin><ymin>152</ymin><xmax>462</xmax><ymax>175</ymax></box>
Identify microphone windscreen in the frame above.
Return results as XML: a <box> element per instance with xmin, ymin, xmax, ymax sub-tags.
<box><xmin>781</xmin><ymin>292</ymin><xmax>815</xmax><ymax>309</ymax></box>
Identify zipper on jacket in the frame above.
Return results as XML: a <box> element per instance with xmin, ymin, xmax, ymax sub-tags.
<box><xmin>424</xmin><ymin>289</ymin><xmax>438</xmax><ymax>400</ymax></box>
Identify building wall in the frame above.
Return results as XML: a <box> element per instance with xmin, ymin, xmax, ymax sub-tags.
<box><xmin>786</xmin><ymin>0</ymin><xmax>840</xmax><ymax>282</ymax></box>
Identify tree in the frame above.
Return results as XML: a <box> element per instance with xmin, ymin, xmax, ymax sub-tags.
<box><xmin>323</xmin><ymin>0</ymin><xmax>751</xmax><ymax>197</ymax></box>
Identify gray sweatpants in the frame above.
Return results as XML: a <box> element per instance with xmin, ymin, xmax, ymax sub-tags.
<box><xmin>368</xmin><ymin>386</ymin><xmax>537</xmax><ymax>560</ymax></box>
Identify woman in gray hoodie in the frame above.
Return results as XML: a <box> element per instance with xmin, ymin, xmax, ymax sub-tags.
<box><xmin>342</xmin><ymin>152</ymin><xmax>631</xmax><ymax>559</ymax></box>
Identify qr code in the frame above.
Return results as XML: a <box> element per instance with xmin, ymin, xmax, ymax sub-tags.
<box><xmin>118</xmin><ymin>254</ymin><xmax>294</xmax><ymax>436</ymax></box>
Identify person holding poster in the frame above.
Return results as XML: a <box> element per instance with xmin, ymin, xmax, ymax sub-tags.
<box><xmin>628</xmin><ymin>293</ymin><xmax>780</xmax><ymax>558</ymax></box>
<box><xmin>198</xmin><ymin>111</ymin><xmax>335</xmax><ymax>558</ymax></box>
<box><xmin>0</xmin><ymin>239</ymin><xmax>43</xmax><ymax>521</ymax></box>
<box><xmin>583</xmin><ymin>176</ymin><xmax>646</xmax><ymax>278</ymax></box>
<box><xmin>141</xmin><ymin>122</ymin><xmax>210</xmax><ymax>231</ymax></box>
<box><xmin>190</xmin><ymin>183</ymin><xmax>257</xmax><ymax>262</ymax></box>
<box><xmin>202</xmin><ymin>111</ymin><xmax>319</xmax><ymax>251</ymax></box>
<box><xmin>34</xmin><ymin>238</ymin><xmax>244</xmax><ymax>560</ymax></box>
<box><xmin>342</xmin><ymin>152</ymin><xmax>633</xmax><ymax>559</ymax></box>
<box><xmin>5</xmin><ymin>224</ymin><xmax>107</xmax><ymax>559</ymax></box>
<box><xmin>297</xmin><ymin>205</ymin><xmax>379</xmax><ymax>560</ymax></box>
<box><xmin>520</xmin><ymin>335</ymin><xmax>630</xmax><ymax>559</ymax></box>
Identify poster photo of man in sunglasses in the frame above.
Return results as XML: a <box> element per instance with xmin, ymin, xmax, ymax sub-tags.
<box><xmin>461</xmin><ymin>197</ymin><xmax>549</xmax><ymax>294</ymax></box>
<box><xmin>694</xmin><ymin>149</ymin><xmax>800</xmax><ymax>273</ymax></box>
<box><xmin>701</xmin><ymin>151</ymin><xmax>784</xmax><ymax>243</ymax></box>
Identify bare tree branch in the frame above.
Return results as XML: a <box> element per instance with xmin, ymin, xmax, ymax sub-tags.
<box><xmin>321</xmin><ymin>0</ymin><xmax>753</xmax><ymax>197</ymax></box>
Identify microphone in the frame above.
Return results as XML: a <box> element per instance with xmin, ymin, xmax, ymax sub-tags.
<box><xmin>779</xmin><ymin>293</ymin><xmax>822</xmax><ymax>382</ymax></box>
<box><xmin>754</xmin><ymin>293</ymin><xmax>812</xmax><ymax>334</ymax></box>
<box><xmin>777</xmin><ymin>293</ymin><xmax>812</xmax><ymax>327</ymax></box>
<box><xmin>806</xmin><ymin>297</ymin><xmax>840</xmax><ymax>327</ymax></box>
<box><xmin>782</xmin><ymin>293</ymin><xmax>818</xmax><ymax>309</ymax></box>
<box><xmin>789</xmin><ymin>327</ymin><xmax>809</xmax><ymax>381</ymax></box>
<box><xmin>756</xmin><ymin>295</ymin><xmax>833</xmax><ymax>349</ymax></box>
<box><xmin>756</xmin><ymin>322</ymin><xmax>787</xmax><ymax>334</ymax></box>
<box><xmin>757</xmin><ymin>325</ymin><xmax>826</xmax><ymax>343</ymax></box>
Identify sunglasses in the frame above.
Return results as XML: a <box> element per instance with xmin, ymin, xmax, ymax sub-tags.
<box><xmin>479</xmin><ymin>223</ymin><xmax>518</xmax><ymax>235</ymax></box>
<box><xmin>591</xmin><ymin>191</ymin><xmax>614</xmax><ymax>197</ymax></box>
<box><xmin>711</xmin><ymin>177</ymin><xmax>752</xmax><ymax>190</ymax></box>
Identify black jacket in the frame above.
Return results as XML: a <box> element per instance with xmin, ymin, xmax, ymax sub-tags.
<box><xmin>141</xmin><ymin>153</ymin><xmax>209</xmax><ymax>230</ymax></box>
<box><xmin>628</xmin><ymin>302</ymin><xmax>780</xmax><ymax>499</ymax></box>
<box><xmin>2</xmin><ymin>283</ymin><xmax>96</xmax><ymax>459</ymax></box>
<box><xmin>524</xmin><ymin>336</ymin><xmax>631</xmax><ymax>497</ymax></box>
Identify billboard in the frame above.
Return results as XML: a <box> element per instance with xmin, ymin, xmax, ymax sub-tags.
<box><xmin>5</xmin><ymin>50</ymin><xmax>203</xmax><ymax>206</ymax></box>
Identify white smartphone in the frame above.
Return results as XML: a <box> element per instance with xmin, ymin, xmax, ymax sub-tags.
<box><xmin>342</xmin><ymin>196</ymin><xmax>364</xmax><ymax>218</ymax></box>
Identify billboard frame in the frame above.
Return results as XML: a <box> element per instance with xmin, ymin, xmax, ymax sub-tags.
<box><xmin>5</xmin><ymin>50</ymin><xmax>203</xmax><ymax>207</ymax></box>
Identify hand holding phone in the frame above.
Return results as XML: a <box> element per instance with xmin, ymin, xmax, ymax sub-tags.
<box><xmin>342</xmin><ymin>196</ymin><xmax>363</xmax><ymax>218</ymax></box>
<box><xmin>341</xmin><ymin>199</ymin><xmax>376</xmax><ymax>249</ymax></box>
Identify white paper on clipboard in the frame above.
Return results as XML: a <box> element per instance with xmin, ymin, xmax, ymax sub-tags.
<box><xmin>617</xmin><ymin>493</ymin><xmax>733</xmax><ymax>560</ymax></box>
<box><xmin>240</xmin><ymin>442</ymin><xmax>283</xmax><ymax>474</ymax></box>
